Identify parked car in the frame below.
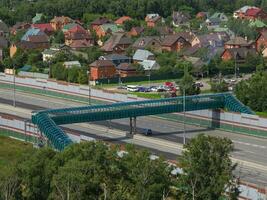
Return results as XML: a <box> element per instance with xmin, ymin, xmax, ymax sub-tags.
<box><xmin>138</xmin><ymin>86</ymin><xmax>151</xmax><ymax>92</ymax></box>
<box><xmin>117</xmin><ymin>85</ymin><xmax>127</xmax><ymax>90</ymax></box>
<box><xmin>194</xmin><ymin>81</ymin><xmax>203</xmax><ymax>87</ymax></box>
<box><xmin>150</xmin><ymin>86</ymin><xmax>158</xmax><ymax>92</ymax></box>
<box><xmin>127</xmin><ymin>85</ymin><xmax>139</xmax><ymax>92</ymax></box>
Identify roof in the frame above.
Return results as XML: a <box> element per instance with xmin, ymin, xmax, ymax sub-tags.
<box><xmin>115</xmin><ymin>16</ymin><xmax>131</xmax><ymax>25</ymax></box>
<box><xmin>21</xmin><ymin>28</ymin><xmax>46</xmax><ymax>41</ymax></box>
<box><xmin>225</xmin><ymin>37</ymin><xmax>250</xmax><ymax>46</ymax></box>
<box><xmin>101</xmin><ymin>33</ymin><xmax>132</xmax><ymax>52</ymax></box>
<box><xmin>62</xmin><ymin>23</ymin><xmax>77</xmax><ymax>32</ymax></box>
<box><xmin>155</xmin><ymin>26</ymin><xmax>173</xmax><ymax>35</ymax></box>
<box><xmin>16</xmin><ymin>40</ymin><xmax>49</xmax><ymax>49</ymax></box>
<box><xmin>63</xmin><ymin>61</ymin><xmax>81</xmax><ymax>67</ymax></box>
<box><xmin>11</xmin><ymin>22</ymin><xmax>30</xmax><ymax>32</ymax></box>
<box><xmin>100</xmin><ymin>23</ymin><xmax>123</xmax><ymax>33</ymax></box>
<box><xmin>195</xmin><ymin>33</ymin><xmax>229</xmax><ymax>47</ymax></box>
<box><xmin>28</xmin><ymin>35</ymin><xmax>49</xmax><ymax>43</ymax></box>
<box><xmin>32</xmin><ymin>13</ymin><xmax>43</xmax><ymax>23</ymax></box>
<box><xmin>20</xmin><ymin>65</ymin><xmax>32</xmax><ymax>72</ymax></box>
<box><xmin>184</xmin><ymin>56</ymin><xmax>205</xmax><ymax>68</ymax></box>
<box><xmin>249</xmin><ymin>19</ymin><xmax>267</xmax><ymax>28</ymax></box>
<box><xmin>258</xmin><ymin>30</ymin><xmax>267</xmax><ymax>40</ymax></box>
<box><xmin>51</xmin><ymin>16</ymin><xmax>72</xmax><ymax>23</ymax></box>
<box><xmin>65</xmin><ymin>32</ymin><xmax>91</xmax><ymax>40</ymax></box>
<box><xmin>138</xmin><ymin>60</ymin><xmax>160</xmax><ymax>71</ymax></box>
<box><xmin>32</xmin><ymin>23</ymin><xmax>53</xmax><ymax>32</ymax></box>
<box><xmin>235</xmin><ymin>6</ymin><xmax>257</xmax><ymax>14</ymax></box>
<box><xmin>130</xmin><ymin>26</ymin><xmax>144</xmax><ymax>34</ymax></box>
<box><xmin>172</xmin><ymin>11</ymin><xmax>190</xmax><ymax>25</ymax></box>
<box><xmin>90</xmin><ymin>60</ymin><xmax>115</xmax><ymax>67</ymax></box>
<box><xmin>222</xmin><ymin>48</ymin><xmax>256</xmax><ymax>59</ymax></box>
<box><xmin>246</xmin><ymin>7</ymin><xmax>262</xmax><ymax>16</ymax></box>
<box><xmin>145</xmin><ymin>14</ymin><xmax>161</xmax><ymax>22</ymax></box>
<box><xmin>116</xmin><ymin>63</ymin><xmax>137</xmax><ymax>71</ymax></box>
<box><xmin>196</xmin><ymin>12</ymin><xmax>208</xmax><ymax>18</ymax></box>
<box><xmin>132</xmin><ymin>36</ymin><xmax>161</xmax><ymax>49</ymax></box>
<box><xmin>162</xmin><ymin>32</ymin><xmax>194</xmax><ymax>46</ymax></box>
<box><xmin>91</xmin><ymin>17</ymin><xmax>112</xmax><ymax>25</ymax></box>
<box><xmin>69</xmin><ymin>40</ymin><xmax>92</xmax><ymax>49</ymax></box>
<box><xmin>100</xmin><ymin>54</ymin><xmax>130</xmax><ymax>61</ymax></box>
<box><xmin>42</xmin><ymin>49</ymin><xmax>59</xmax><ymax>56</ymax></box>
<box><xmin>0</xmin><ymin>20</ymin><xmax>8</xmax><ymax>33</ymax></box>
<box><xmin>133</xmin><ymin>49</ymin><xmax>154</xmax><ymax>61</ymax></box>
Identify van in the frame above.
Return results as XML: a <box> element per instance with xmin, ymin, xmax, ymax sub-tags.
<box><xmin>127</xmin><ymin>85</ymin><xmax>139</xmax><ymax>92</ymax></box>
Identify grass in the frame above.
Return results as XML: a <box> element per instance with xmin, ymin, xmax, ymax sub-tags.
<box><xmin>256</xmin><ymin>112</ymin><xmax>267</xmax><ymax>118</ymax></box>
<box><xmin>0</xmin><ymin>135</ymin><xmax>33</xmax><ymax>172</ymax></box>
<box><xmin>129</xmin><ymin>92</ymin><xmax>163</xmax><ymax>99</ymax></box>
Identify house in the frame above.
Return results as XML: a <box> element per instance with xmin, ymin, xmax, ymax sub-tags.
<box><xmin>101</xmin><ymin>33</ymin><xmax>132</xmax><ymax>53</ymax></box>
<box><xmin>256</xmin><ymin>30</ymin><xmax>267</xmax><ymax>52</ymax></box>
<box><xmin>95</xmin><ymin>23</ymin><xmax>123</xmax><ymax>38</ymax></box>
<box><xmin>205</xmin><ymin>12</ymin><xmax>228</xmax><ymax>29</ymax></box>
<box><xmin>128</xmin><ymin>26</ymin><xmax>144</xmax><ymax>37</ymax></box>
<box><xmin>172</xmin><ymin>11</ymin><xmax>190</xmax><ymax>27</ymax></box>
<box><xmin>63</xmin><ymin>61</ymin><xmax>81</xmax><ymax>68</ymax></box>
<box><xmin>224</xmin><ymin>36</ymin><xmax>254</xmax><ymax>49</ymax></box>
<box><xmin>138</xmin><ymin>60</ymin><xmax>160</xmax><ymax>71</ymax></box>
<box><xmin>64</xmin><ymin>25</ymin><xmax>93</xmax><ymax>48</ymax></box>
<box><xmin>32</xmin><ymin>13</ymin><xmax>44</xmax><ymax>24</ymax></box>
<box><xmin>191</xmin><ymin>33</ymin><xmax>229</xmax><ymax>48</ymax></box>
<box><xmin>99</xmin><ymin>54</ymin><xmax>131</xmax><ymax>66</ymax></box>
<box><xmin>50</xmin><ymin>16</ymin><xmax>73</xmax><ymax>31</ymax></box>
<box><xmin>161</xmin><ymin>32</ymin><xmax>195</xmax><ymax>52</ymax></box>
<box><xmin>233</xmin><ymin>6</ymin><xmax>257</xmax><ymax>19</ymax></box>
<box><xmin>196</xmin><ymin>12</ymin><xmax>208</xmax><ymax>20</ymax></box>
<box><xmin>213</xmin><ymin>27</ymin><xmax>235</xmax><ymax>39</ymax></box>
<box><xmin>132</xmin><ymin>36</ymin><xmax>162</xmax><ymax>52</ymax></box>
<box><xmin>133</xmin><ymin>49</ymin><xmax>155</xmax><ymax>62</ymax></box>
<box><xmin>155</xmin><ymin>26</ymin><xmax>174</xmax><ymax>36</ymax></box>
<box><xmin>184</xmin><ymin>56</ymin><xmax>206</xmax><ymax>77</ymax></box>
<box><xmin>21</xmin><ymin>28</ymin><xmax>47</xmax><ymax>41</ymax></box>
<box><xmin>10</xmin><ymin>22</ymin><xmax>31</xmax><ymax>35</ymax></box>
<box><xmin>91</xmin><ymin>17</ymin><xmax>112</xmax><ymax>31</ymax></box>
<box><xmin>115</xmin><ymin>16</ymin><xmax>132</xmax><ymax>25</ymax></box>
<box><xmin>0</xmin><ymin>20</ymin><xmax>9</xmax><ymax>37</ymax></box>
<box><xmin>116</xmin><ymin>63</ymin><xmax>138</xmax><ymax>77</ymax></box>
<box><xmin>32</xmin><ymin>23</ymin><xmax>54</xmax><ymax>35</ymax></box>
<box><xmin>221</xmin><ymin>48</ymin><xmax>256</xmax><ymax>62</ymax></box>
<box><xmin>90</xmin><ymin>60</ymin><xmax>116</xmax><ymax>80</ymax></box>
<box><xmin>245</xmin><ymin>7</ymin><xmax>267</xmax><ymax>20</ymax></box>
<box><xmin>145</xmin><ymin>14</ymin><xmax>161</xmax><ymax>27</ymax></box>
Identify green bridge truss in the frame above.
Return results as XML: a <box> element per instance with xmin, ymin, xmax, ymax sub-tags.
<box><xmin>31</xmin><ymin>92</ymin><xmax>254</xmax><ymax>151</ymax></box>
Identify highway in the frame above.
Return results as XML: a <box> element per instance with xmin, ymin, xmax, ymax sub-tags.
<box><xmin>1</xmin><ymin>88</ymin><xmax>267</xmax><ymax>186</ymax></box>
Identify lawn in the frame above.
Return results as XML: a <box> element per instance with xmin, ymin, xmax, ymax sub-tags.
<box><xmin>0</xmin><ymin>135</ymin><xmax>33</xmax><ymax>172</ymax></box>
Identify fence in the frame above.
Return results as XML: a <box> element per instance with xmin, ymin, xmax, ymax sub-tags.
<box><xmin>0</xmin><ymin>73</ymin><xmax>145</xmax><ymax>103</ymax></box>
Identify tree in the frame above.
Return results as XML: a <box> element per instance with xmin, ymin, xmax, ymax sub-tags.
<box><xmin>211</xmin><ymin>80</ymin><xmax>229</xmax><ymax>93</ymax></box>
<box><xmin>123</xmin><ymin>19</ymin><xmax>140</xmax><ymax>31</ymax></box>
<box><xmin>177</xmin><ymin>134</ymin><xmax>239</xmax><ymax>200</ymax></box>
<box><xmin>178</xmin><ymin>70</ymin><xmax>200</xmax><ymax>95</ymax></box>
<box><xmin>53</xmin><ymin>30</ymin><xmax>65</xmax><ymax>44</ymax></box>
<box><xmin>51</xmin><ymin>63</ymin><xmax>67</xmax><ymax>81</ymax></box>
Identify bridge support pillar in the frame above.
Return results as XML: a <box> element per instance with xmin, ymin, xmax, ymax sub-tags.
<box><xmin>133</xmin><ymin>117</ymin><xmax>136</xmax><ymax>134</ymax></box>
<box><xmin>127</xmin><ymin>117</ymin><xmax>137</xmax><ymax>138</ymax></box>
<box><xmin>211</xmin><ymin>109</ymin><xmax>221</xmax><ymax>129</ymax></box>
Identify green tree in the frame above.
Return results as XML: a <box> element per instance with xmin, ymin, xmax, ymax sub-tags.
<box><xmin>51</xmin><ymin>63</ymin><xmax>67</xmax><ymax>81</ymax></box>
<box><xmin>178</xmin><ymin>70</ymin><xmax>200</xmax><ymax>95</ymax></box>
<box><xmin>211</xmin><ymin>80</ymin><xmax>229</xmax><ymax>93</ymax></box>
<box><xmin>177</xmin><ymin>134</ymin><xmax>239</xmax><ymax>200</ymax></box>
<box><xmin>78</xmin><ymin>68</ymin><xmax>88</xmax><ymax>84</ymax></box>
<box><xmin>53</xmin><ymin>30</ymin><xmax>65</xmax><ymax>44</ymax></box>
<box><xmin>123</xmin><ymin>19</ymin><xmax>140</xmax><ymax>31</ymax></box>
<box><xmin>67</xmin><ymin>66</ymin><xmax>79</xmax><ymax>83</ymax></box>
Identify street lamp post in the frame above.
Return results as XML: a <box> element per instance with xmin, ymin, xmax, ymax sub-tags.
<box><xmin>13</xmin><ymin>66</ymin><xmax>16</xmax><ymax>107</ymax></box>
<box><xmin>147</xmin><ymin>70</ymin><xmax>151</xmax><ymax>87</ymax></box>
<box><xmin>87</xmin><ymin>70</ymin><xmax>91</xmax><ymax>105</ymax></box>
<box><xmin>183</xmin><ymin>85</ymin><xmax>186</xmax><ymax>145</ymax></box>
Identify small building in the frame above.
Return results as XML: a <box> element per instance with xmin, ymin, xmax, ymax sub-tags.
<box><xmin>128</xmin><ymin>26</ymin><xmax>144</xmax><ymax>37</ymax></box>
<box><xmin>191</xmin><ymin>32</ymin><xmax>229</xmax><ymax>48</ymax></box>
<box><xmin>221</xmin><ymin>48</ymin><xmax>256</xmax><ymax>62</ymax></box>
<box><xmin>0</xmin><ymin>20</ymin><xmax>9</xmax><ymax>37</ymax></box>
<box><xmin>116</xmin><ymin>63</ymin><xmax>138</xmax><ymax>77</ymax></box>
<box><xmin>205</xmin><ymin>12</ymin><xmax>228</xmax><ymax>29</ymax></box>
<box><xmin>161</xmin><ymin>32</ymin><xmax>194</xmax><ymax>52</ymax></box>
<box><xmin>145</xmin><ymin>14</ymin><xmax>161</xmax><ymax>27</ymax></box>
<box><xmin>10</xmin><ymin>22</ymin><xmax>31</xmax><ymax>35</ymax></box>
<box><xmin>133</xmin><ymin>49</ymin><xmax>155</xmax><ymax>62</ymax></box>
<box><xmin>196</xmin><ymin>12</ymin><xmax>208</xmax><ymax>20</ymax></box>
<box><xmin>91</xmin><ymin>17</ymin><xmax>112</xmax><ymax>31</ymax></box>
<box><xmin>99</xmin><ymin>54</ymin><xmax>131</xmax><ymax>66</ymax></box>
<box><xmin>224</xmin><ymin>36</ymin><xmax>254</xmax><ymax>49</ymax></box>
<box><xmin>233</xmin><ymin>6</ymin><xmax>256</xmax><ymax>19</ymax></box>
<box><xmin>115</xmin><ymin>16</ymin><xmax>132</xmax><ymax>25</ymax></box>
<box><xmin>101</xmin><ymin>33</ymin><xmax>132</xmax><ymax>53</ymax></box>
<box><xmin>95</xmin><ymin>23</ymin><xmax>124</xmax><ymax>38</ymax></box>
<box><xmin>50</xmin><ymin>16</ymin><xmax>73</xmax><ymax>31</ymax></box>
<box><xmin>245</xmin><ymin>7</ymin><xmax>267</xmax><ymax>20</ymax></box>
<box><xmin>31</xmin><ymin>23</ymin><xmax>54</xmax><ymax>35</ymax></box>
<box><xmin>132</xmin><ymin>36</ymin><xmax>162</xmax><ymax>52</ymax></box>
<box><xmin>256</xmin><ymin>30</ymin><xmax>267</xmax><ymax>52</ymax></box>
<box><xmin>32</xmin><ymin>13</ymin><xmax>44</xmax><ymax>24</ymax></box>
<box><xmin>90</xmin><ymin>60</ymin><xmax>116</xmax><ymax>80</ymax></box>
<box><xmin>172</xmin><ymin>11</ymin><xmax>190</xmax><ymax>27</ymax></box>
<box><xmin>63</xmin><ymin>61</ymin><xmax>81</xmax><ymax>69</ymax></box>
<box><xmin>42</xmin><ymin>48</ymin><xmax>60</xmax><ymax>62</ymax></box>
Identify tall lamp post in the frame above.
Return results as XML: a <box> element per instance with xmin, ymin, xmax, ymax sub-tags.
<box><xmin>183</xmin><ymin>86</ymin><xmax>186</xmax><ymax>145</ymax></box>
<box><xmin>87</xmin><ymin>70</ymin><xmax>91</xmax><ymax>105</ymax></box>
<box><xmin>13</xmin><ymin>65</ymin><xmax>16</xmax><ymax>107</ymax></box>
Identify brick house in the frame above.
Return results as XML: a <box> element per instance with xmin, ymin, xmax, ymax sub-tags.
<box><xmin>128</xmin><ymin>26</ymin><xmax>144</xmax><ymax>37</ymax></box>
<box><xmin>101</xmin><ymin>33</ymin><xmax>132</xmax><ymax>53</ymax></box>
<box><xmin>132</xmin><ymin>36</ymin><xmax>162</xmax><ymax>52</ymax></box>
<box><xmin>161</xmin><ymin>32</ymin><xmax>194</xmax><ymax>52</ymax></box>
<box><xmin>90</xmin><ymin>60</ymin><xmax>116</xmax><ymax>80</ymax></box>
<box><xmin>95</xmin><ymin>23</ymin><xmax>123</xmax><ymax>38</ymax></box>
<box><xmin>145</xmin><ymin>14</ymin><xmax>161</xmax><ymax>27</ymax></box>
<box><xmin>221</xmin><ymin>48</ymin><xmax>256</xmax><ymax>62</ymax></box>
<box><xmin>50</xmin><ymin>16</ymin><xmax>73</xmax><ymax>31</ymax></box>
<box><xmin>116</xmin><ymin>63</ymin><xmax>138</xmax><ymax>77</ymax></box>
<box><xmin>244</xmin><ymin>8</ymin><xmax>267</xmax><ymax>20</ymax></box>
<box><xmin>256</xmin><ymin>31</ymin><xmax>267</xmax><ymax>52</ymax></box>
<box><xmin>32</xmin><ymin>23</ymin><xmax>54</xmax><ymax>35</ymax></box>
<box><xmin>10</xmin><ymin>22</ymin><xmax>31</xmax><ymax>35</ymax></box>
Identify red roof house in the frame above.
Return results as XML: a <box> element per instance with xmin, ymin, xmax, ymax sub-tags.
<box><xmin>115</xmin><ymin>16</ymin><xmax>132</xmax><ymax>25</ymax></box>
<box><xmin>32</xmin><ymin>23</ymin><xmax>54</xmax><ymax>35</ymax></box>
<box><xmin>245</xmin><ymin>8</ymin><xmax>267</xmax><ymax>20</ymax></box>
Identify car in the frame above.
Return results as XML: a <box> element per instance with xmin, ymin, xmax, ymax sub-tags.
<box><xmin>194</xmin><ymin>81</ymin><xmax>203</xmax><ymax>87</ymax></box>
<box><xmin>138</xmin><ymin>86</ymin><xmax>151</xmax><ymax>92</ymax></box>
<box><xmin>117</xmin><ymin>85</ymin><xmax>127</xmax><ymax>90</ymax></box>
<box><xmin>127</xmin><ymin>85</ymin><xmax>139</xmax><ymax>92</ymax></box>
<box><xmin>150</xmin><ymin>86</ymin><xmax>158</xmax><ymax>92</ymax></box>
<box><xmin>143</xmin><ymin>129</ymin><xmax>152</xmax><ymax>136</ymax></box>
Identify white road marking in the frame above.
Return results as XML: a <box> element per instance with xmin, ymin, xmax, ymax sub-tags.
<box><xmin>233</xmin><ymin>140</ymin><xmax>267</xmax><ymax>149</ymax></box>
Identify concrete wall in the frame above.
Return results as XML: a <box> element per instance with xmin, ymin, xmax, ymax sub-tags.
<box><xmin>18</xmin><ymin>71</ymin><xmax>49</xmax><ymax>79</ymax></box>
<box><xmin>0</xmin><ymin>73</ymin><xmax>144</xmax><ymax>103</ymax></box>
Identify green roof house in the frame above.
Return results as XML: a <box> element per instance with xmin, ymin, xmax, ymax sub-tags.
<box><xmin>32</xmin><ymin>13</ymin><xmax>44</xmax><ymax>24</ymax></box>
<box><xmin>62</xmin><ymin>23</ymin><xmax>77</xmax><ymax>32</ymax></box>
<box><xmin>249</xmin><ymin>19</ymin><xmax>267</xmax><ymax>29</ymax></box>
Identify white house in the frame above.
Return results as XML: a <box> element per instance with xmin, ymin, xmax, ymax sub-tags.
<box><xmin>63</xmin><ymin>61</ymin><xmax>81</xmax><ymax>69</ymax></box>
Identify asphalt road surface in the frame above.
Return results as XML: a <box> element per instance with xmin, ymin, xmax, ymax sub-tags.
<box><xmin>0</xmin><ymin>88</ymin><xmax>267</xmax><ymax>186</ymax></box>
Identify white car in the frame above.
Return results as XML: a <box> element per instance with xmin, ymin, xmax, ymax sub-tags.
<box><xmin>127</xmin><ymin>85</ymin><xmax>139</xmax><ymax>92</ymax></box>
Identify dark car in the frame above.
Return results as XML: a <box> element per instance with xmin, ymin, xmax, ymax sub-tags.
<box><xmin>138</xmin><ymin>87</ymin><xmax>151</xmax><ymax>92</ymax></box>
<box><xmin>143</xmin><ymin>129</ymin><xmax>152</xmax><ymax>136</ymax></box>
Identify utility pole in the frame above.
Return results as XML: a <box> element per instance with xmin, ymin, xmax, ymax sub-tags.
<box><xmin>13</xmin><ymin>66</ymin><xmax>16</xmax><ymax>107</ymax></box>
<box><xmin>183</xmin><ymin>86</ymin><xmax>186</xmax><ymax>145</ymax></box>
